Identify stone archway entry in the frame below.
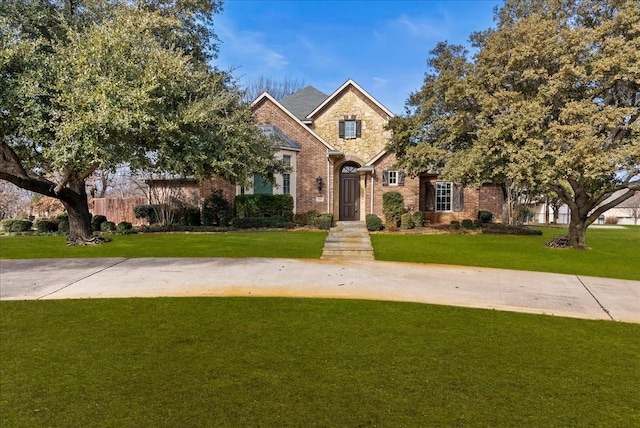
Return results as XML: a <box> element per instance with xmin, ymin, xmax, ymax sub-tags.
<box><xmin>339</xmin><ymin>163</ymin><xmax>360</xmax><ymax>221</ymax></box>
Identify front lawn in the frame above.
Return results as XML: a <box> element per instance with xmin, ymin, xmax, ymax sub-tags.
<box><xmin>0</xmin><ymin>230</ymin><xmax>327</xmax><ymax>259</ymax></box>
<box><xmin>371</xmin><ymin>226</ymin><xmax>640</xmax><ymax>280</ymax></box>
<box><xmin>1</xmin><ymin>298</ymin><xmax>638</xmax><ymax>427</ymax></box>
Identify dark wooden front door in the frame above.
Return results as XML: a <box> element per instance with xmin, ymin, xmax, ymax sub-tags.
<box><xmin>340</xmin><ymin>164</ymin><xmax>359</xmax><ymax>221</ymax></box>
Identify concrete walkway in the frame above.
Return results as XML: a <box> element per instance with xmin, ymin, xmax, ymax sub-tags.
<box><xmin>1</xmin><ymin>258</ymin><xmax>638</xmax><ymax>323</ymax></box>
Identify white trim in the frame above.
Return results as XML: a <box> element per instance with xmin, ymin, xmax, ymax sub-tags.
<box><xmin>251</xmin><ymin>92</ymin><xmax>336</xmax><ymax>151</ymax></box>
<box><xmin>306</xmin><ymin>79</ymin><xmax>395</xmax><ymax>120</ymax></box>
<box><xmin>365</xmin><ymin>149</ymin><xmax>388</xmax><ymax>167</ymax></box>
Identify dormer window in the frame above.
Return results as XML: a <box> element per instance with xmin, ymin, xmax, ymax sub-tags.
<box><xmin>339</xmin><ymin>120</ymin><xmax>361</xmax><ymax>139</ymax></box>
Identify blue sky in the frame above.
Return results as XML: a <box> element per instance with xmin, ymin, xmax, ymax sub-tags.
<box><xmin>214</xmin><ymin>0</ymin><xmax>502</xmax><ymax>115</ymax></box>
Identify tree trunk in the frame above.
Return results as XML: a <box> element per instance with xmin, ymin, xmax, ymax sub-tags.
<box><xmin>567</xmin><ymin>213</ymin><xmax>589</xmax><ymax>249</ymax></box>
<box><xmin>60</xmin><ymin>178</ymin><xmax>105</xmax><ymax>245</ymax></box>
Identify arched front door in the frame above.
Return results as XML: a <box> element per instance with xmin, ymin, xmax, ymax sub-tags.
<box><xmin>339</xmin><ymin>163</ymin><xmax>360</xmax><ymax>221</ymax></box>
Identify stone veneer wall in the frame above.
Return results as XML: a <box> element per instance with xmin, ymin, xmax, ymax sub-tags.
<box><xmin>311</xmin><ymin>86</ymin><xmax>392</xmax><ymax>163</ymax></box>
<box><xmin>253</xmin><ymin>98</ymin><xmax>330</xmax><ymax>214</ymax></box>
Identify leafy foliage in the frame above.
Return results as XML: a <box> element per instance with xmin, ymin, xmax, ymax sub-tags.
<box><xmin>0</xmin><ymin>0</ymin><xmax>284</xmax><ymax>244</ymax></box>
<box><xmin>365</xmin><ymin>214</ymin><xmax>383</xmax><ymax>231</ymax></box>
<box><xmin>382</xmin><ymin>192</ymin><xmax>404</xmax><ymax>225</ymax></box>
<box><xmin>201</xmin><ymin>190</ymin><xmax>230</xmax><ymax>226</ymax></box>
<box><xmin>388</xmin><ymin>0</ymin><xmax>640</xmax><ymax>248</ymax></box>
<box><xmin>234</xmin><ymin>194</ymin><xmax>294</xmax><ymax>218</ymax></box>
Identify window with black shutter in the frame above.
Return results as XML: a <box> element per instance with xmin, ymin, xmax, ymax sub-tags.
<box><xmin>338</xmin><ymin>120</ymin><xmax>361</xmax><ymax>139</ymax></box>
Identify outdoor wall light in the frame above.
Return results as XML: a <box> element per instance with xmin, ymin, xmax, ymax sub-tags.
<box><xmin>316</xmin><ymin>176</ymin><xmax>324</xmax><ymax>192</ymax></box>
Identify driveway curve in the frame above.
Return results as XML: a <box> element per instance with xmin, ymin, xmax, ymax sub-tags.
<box><xmin>1</xmin><ymin>258</ymin><xmax>638</xmax><ymax>323</ymax></box>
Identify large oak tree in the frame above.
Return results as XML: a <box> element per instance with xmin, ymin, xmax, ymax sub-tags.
<box><xmin>1</xmin><ymin>0</ymin><xmax>284</xmax><ymax>244</ymax></box>
<box><xmin>388</xmin><ymin>0</ymin><xmax>640</xmax><ymax>248</ymax></box>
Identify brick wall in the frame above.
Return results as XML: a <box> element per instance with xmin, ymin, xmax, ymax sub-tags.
<box><xmin>369</xmin><ymin>152</ymin><xmax>420</xmax><ymax>220</ymax></box>
<box><xmin>253</xmin><ymin>97</ymin><xmax>330</xmax><ymax>214</ymax></box>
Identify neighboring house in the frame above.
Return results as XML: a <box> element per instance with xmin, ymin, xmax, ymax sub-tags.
<box><xmin>250</xmin><ymin>79</ymin><xmax>503</xmax><ymax>223</ymax></box>
<box><xmin>530</xmin><ymin>190</ymin><xmax>640</xmax><ymax>226</ymax></box>
<box><xmin>596</xmin><ymin>190</ymin><xmax>640</xmax><ymax>225</ymax></box>
<box><xmin>93</xmin><ymin>79</ymin><xmax>505</xmax><ymax>224</ymax></box>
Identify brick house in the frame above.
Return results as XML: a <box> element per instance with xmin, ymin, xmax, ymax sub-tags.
<box><xmin>94</xmin><ymin>79</ymin><xmax>504</xmax><ymax>224</ymax></box>
<box><xmin>248</xmin><ymin>79</ymin><xmax>503</xmax><ymax>224</ymax></box>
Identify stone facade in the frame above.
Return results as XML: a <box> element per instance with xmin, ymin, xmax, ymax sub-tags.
<box><xmin>311</xmin><ymin>86</ymin><xmax>392</xmax><ymax>163</ymax></box>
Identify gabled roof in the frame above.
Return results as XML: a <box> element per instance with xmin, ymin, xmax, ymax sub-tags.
<box><xmin>279</xmin><ymin>86</ymin><xmax>328</xmax><ymax>121</ymax></box>
<box><xmin>259</xmin><ymin>125</ymin><xmax>301</xmax><ymax>151</ymax></box>
<box><xmin>252</xmin><ymin>92</ymin><xmax>336</xmax><ymax>151</ymax></box>
<box><xmin>306</xmin><ymin>79</ymin><xmax>395</xmax><ymax>120</ymax></box>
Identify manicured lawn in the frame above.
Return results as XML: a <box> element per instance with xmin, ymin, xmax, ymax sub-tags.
<box><xmin>372</xmin><ymin>226</ymin><xmax>640</xmax><ymax>280</ymax></box>
<box><xmin>0</xmin><ymin>230</ymin><xmax>327</xmax><ymax>259</ymax></box>
<box><xmin>1</xmin><ymin>297</ymin><xmax>638</xmax><ymax>427</ymax></box>
<box><xmin>1</xmin><ymin>226</ymin><xmax>638</xmax><ymax>279</ymax></box>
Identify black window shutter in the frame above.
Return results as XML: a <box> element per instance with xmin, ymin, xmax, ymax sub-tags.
<box><xmin>382</xmin><ymin>170</ymin><xmax>389</xmax><ymax>186</ymax></box>
<box><xmin>338</xmin><ymin>120</ymin><xmax>345</xmax><ymax>138</ymax></box>
<box><xmin>356</xmin><ymin>120</ymin><xmax>362</xmax><ymax>138</ymax></box>
<box><xmin>425</xmin><ymin>181</ymin><xmax>435</xmax><ymax>211</ymax></box>
<box><xmin>398</xmin><ymin>170</ymin><xmax>405</xmax><ymax>186</ymax></box>
<box><xmin>453</xmin><ymin>184</ymin><xmax>464</xmax><ymax>212</ymax></box>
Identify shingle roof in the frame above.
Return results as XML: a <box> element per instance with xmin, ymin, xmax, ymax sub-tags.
<box><xmin>279</xmin><ymin>86</ymin><xmax>328</xmax><ymax>120</ymax></box>
<box><xmin>259</xmin><ymin>125</ymin><xmax>301</xmax><ymax>150</ymax></box>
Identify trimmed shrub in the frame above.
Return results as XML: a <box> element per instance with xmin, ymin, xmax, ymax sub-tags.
<box><xmin>1</xmin><ymin>219</ymin><xmax>17</xmax><ymax>232</ymax></box>
<box><xmin>218</xmin><ymin>211</ymin><xmax>228</xmax><ymax>227</ymax></box>
<box><xmin>35</xmin><ymin>220</ymin><xmax>58</xmax><ymax>233</ymax></box>
<box><xmin>605</xmin><ymin>216</ymin><xmax>618</xmax><ymax>225</ymax></box>
<box><xmin>314</xmin><ymin>213</ymin><xmax>333</xmax><ymax>230</ymax></box>
<box><xmin>201</xmin><ymin>190</ymin><xmax>230</xmax><ymax>226</ymax></box>
<box><xmin>176</xmin><ymin>207</ymin><xmax>201</xmax><ymax>226</ymax></box>
<box><xmin>483</xmin><ymin>224</ymin><xmax>543</xmax><ymax>235</ymax></box>
<box><xmin>365</xmin><ymin>214</ymin><xmax>383</xmax><ymax>231</ymax></box>
<box><xmin>473</xmin><ymin>219</ymin><xmax>484</xmax><ymax>229</ymax></box>
<box><xmin>281</xmin><ymin>209</ymin><xmax>294</xmax><ymax>222</ymax></box>
<box><xmin>91</xmin><ymin>215</ymin><xmax>107</xmax><ymax>232</ymax></box>
<box><xmin>293</xmin><ymin>213</ymin><xmax>307</xmax><ymax>227</ymax></box>
<box><xmin>382</xmin><ymin>191</ymin><xmax>404</xmax><ymax>225</ymax></box>
<box><xmin>134</xmin><ymin>205</ymin><xmax>159</xmax><ymax>224</ymax></box>
<box><xmin>450</xmin><ymin>221</ymin><xmax>461</xmax><ymax>230</ymax></box>
<box><xmin>117</xmin><ymin>221</ymin><xmax>133</xmax><ymax>232</ymax></box>
<box><xmin>58</xmin><ymin>217</ymin><xmax>69</xmax><ymax>234</ymax></box>
<box><xmin>100</xmin><ymin>221</ymin><xmax>116</xmax><ymax>232</ymax></box>
<box><xmin>478</xmin><ymin>210</ymin><xmax>494</xmax><ymax>223</ymax></box>
<box><xmin>234</xmin><ymin>194</ymin><xmax>294</xmax><ymax>218</ymax></box>
<box><xmin>461</xmin><ymin>219</ymin><xmax>474</xmax><ymax>230</ymax></box>
<box><xmin>412</xmin><ymin>211</ymin><xmax>424</xmax><ymax>228</ymax></box>
<box><xmin>401</xmin><ymin>213</ymin><xmax>414</xmax><ymax>229</ymax></box>
<box><xmin>231</xmin><ymin>216</ymin><xmax>285</xmax><ymax>229</ymax></box>
<box><xmin>10</xmin><ymin>220</ymin><xmax>33</xmax><ymax>232</ymax></box>
<box><xmin>306</xmin><ymin>210</ymin><xmax>320</xmax><ymax>226</ymax></box>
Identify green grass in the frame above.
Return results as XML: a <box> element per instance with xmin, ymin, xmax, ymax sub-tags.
<box><xmin>372</xmin><ymin>226</ymin><xmax>640</xmax><ymax>280</ymax></box>
<box><xmin>0</xmin><ymin>230</ymin><xmax>327</xmax><ymax>259</ymax></box>
<box><xmin>1</xmin><ymin>226</ymin><xmax>638</xmax><ymax>280</ymax></box>
<box><xmin>1</xmin><ymin>298</ymin><xmax>638</xmax><ymax>427</ymax></box>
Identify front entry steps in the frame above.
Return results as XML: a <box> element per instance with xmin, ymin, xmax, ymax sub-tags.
<box><xmin>321</xmin><ymin>221</ymin><xmax>374</xmax><ymax>261</ymax></box>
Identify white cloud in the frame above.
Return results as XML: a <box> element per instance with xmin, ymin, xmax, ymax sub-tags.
<box><xmin>215</xmin><ymin>18</ymin><xmax>288</xmax><ymax>71</ymax></box>
<box><xmin>391</xmin><ymin>14</ymin><xmax>449</xmax><ymax>40</ymax></box>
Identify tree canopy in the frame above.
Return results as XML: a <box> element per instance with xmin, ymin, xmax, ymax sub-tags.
<box><xmin>1</xmin><ymin>0</ymin><xmax>285</xmax><ymax>243</ymax></box>
<box><xmin>388</xmin><ymin>0</ymin><xmax>640</xmax><ymax>248</ymax></box>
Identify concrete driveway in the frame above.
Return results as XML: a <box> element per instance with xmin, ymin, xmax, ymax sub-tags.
<box><xmin>1</xmin><ymin>258</ymin><xmax>638</xmax><ymax>323</ymax></box>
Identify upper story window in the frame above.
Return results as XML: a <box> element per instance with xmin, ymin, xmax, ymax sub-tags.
<box><xmin>283</xmin><ymin>155</ymin><xmax>291</xmax><ymax>166</ymax></box>
<box><xmin>338</xmin><ymin>120</ymin><xmax>361</xmax><ymax>139</ymax></box>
